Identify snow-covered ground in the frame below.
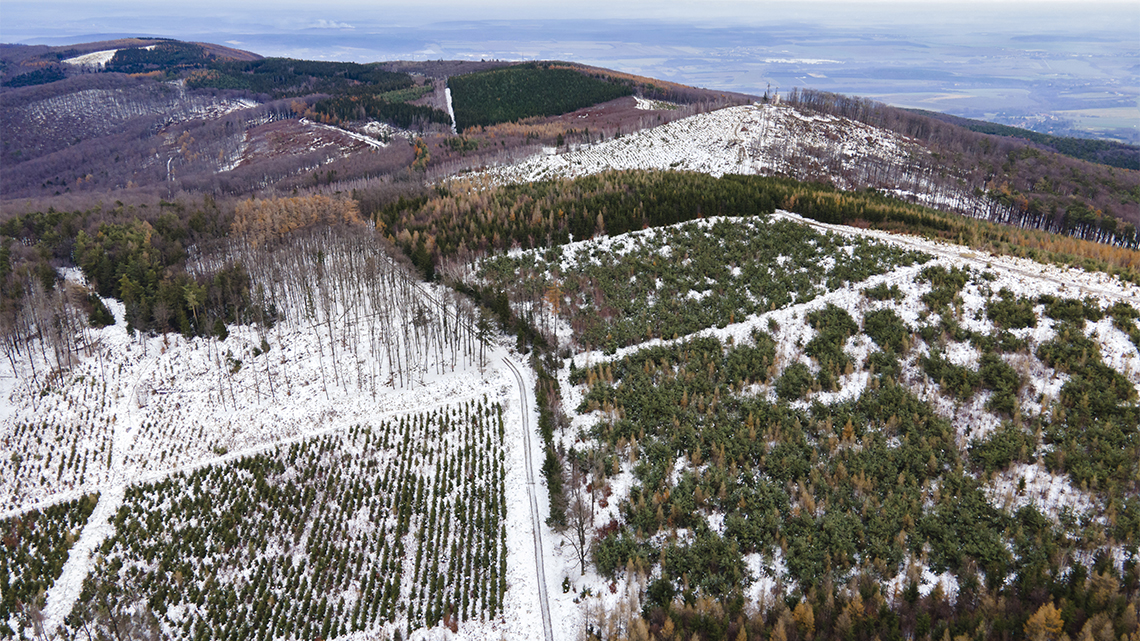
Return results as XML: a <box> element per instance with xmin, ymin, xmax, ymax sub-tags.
<box><xmin>13</xmin><ymin>80</ymin><xmax>259</xmax><ymax>143</ymax></box>
<box><xmin>528</xmin><ymin>211</ymin><xmax>1140</xmax><ymax>621</ymax></box>
<box><xmin>61</xmin><ymin>49</ymin><xmax>120</xmax><ymax>69</ymax></box>
<box><xmin>0</xmin><ymin>237</ymin><xmax>554</xmax><ymax>639</ymax></box>
<box><xmin>456</xmin><ymin>103</ymin><xmax>928</xmax><ymax>191</ymax></box>
<box><xmin>303</xmin><ymin>119</ymin><xmax>390</xmax><ymax>149</ymax></box>
<box><xmin>5</xmin><ymin>171</ymin><xmax>1139</xmax><ymax>636</ymax></box>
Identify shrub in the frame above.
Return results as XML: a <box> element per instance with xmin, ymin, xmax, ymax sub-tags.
<box><xmin>921</xmin><ymin>352</ymin><xmax>980</xmax><ymax>399</ymax></box>
<box><xmin>986</xmin><ymin>289</ymin><xmax>1037</xmax><ymax>330</ymax></box>
<box><xmin>864</xmin><ymin>308</ymin><xmax>909</xmax><ymax>353</ymax></box>
<box><xmin>805</xmin><ymin>304</ymin><xmax>858</xmax><ymax>389</ymax></box>
<box><xmin>918</xmin><ymin>265</ymin><xmax>970</xmax><ymax>311</ymax></box>
<box><xmin>1038</xmin><ymin>294</ymin><xmax>1103</xmax><ymax>324</ymax></box>
<box><xmin>777</xmin><ymin>362</ymin><xmax>815</xmax><ymax>400</ymax></box>
<box><xmin>969</xmin><ymin>423</ymin><xmax>1035</xmax><ymax>474</ymax></box>
<box><xmin>863</xmin><ymin>282</ymin><xmax>903</xmax><ymax>301</ymax></box>
<box><xmin>661</xmin><ymin>526</ymin><xmax>746</xmax><ymax>597</ymax></box>
<box><xmin>979</xmin><ymin>352</ymin><xmax>1021</xmax><ymax>416</ymax></box>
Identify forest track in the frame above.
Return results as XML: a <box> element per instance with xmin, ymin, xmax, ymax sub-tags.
<box><xmin>386</xmin><ymin>252</ymin><xmax>556</xmax><ymax>638</ymax></box>
<box><xmin>502</xmin><ymin>356</ymin><xmax>554</xmax><ymax>641</ymax></box>
<box><xmin>774</xmin><ymin>210</ymin><xmax>1140</xmax><ymax>307</ymax></box>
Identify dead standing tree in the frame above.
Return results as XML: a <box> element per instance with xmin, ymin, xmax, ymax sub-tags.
<box><xmin>560</xmin><ymin>453</ymin><xmax>598</xmax><ymax>576</ymax></box>
<box><xmin>224</xmin><ymin>215</ymin><xmax>482</xmax><ymax>394</ymax></box>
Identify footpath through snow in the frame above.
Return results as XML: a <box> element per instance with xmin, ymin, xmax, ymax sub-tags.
<box><xmin>41</xmin><ymin>485</ymin><xmax>125</xmax><ymax>633</ymax></box>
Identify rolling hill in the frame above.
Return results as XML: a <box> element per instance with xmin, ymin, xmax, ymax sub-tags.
<box><xmin>1</xmin><ymin>38</ymin><xmax>1139</xmax><ymax>641</ymax></box>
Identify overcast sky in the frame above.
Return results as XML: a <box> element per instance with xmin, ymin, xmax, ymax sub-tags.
<box><xmin>3</xmin><ymin>0</ymin><xmax>1136</xmax><ymax>44</ymax></box>
<box><xmin>3</xmin><ymin>0</ymin><xmax>1135</xmax><ymax>139</ymax></box>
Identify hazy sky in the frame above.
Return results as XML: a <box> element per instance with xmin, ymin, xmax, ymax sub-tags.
<box><xmin>3</xmin><ymin>0</ymin><xmax>1136</xmax><ymax>43</ymax></box>
<box><xmin>3</xmin><ymin>0</ymin><xmax>1136</xmax><ymax>140</ymax></box>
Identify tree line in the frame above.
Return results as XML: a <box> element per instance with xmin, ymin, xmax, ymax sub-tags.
<box><xmin>363</xmin><ymin>170</ymin><xmax>1140</xmax><ymax>290</ymax></box>
<box><xmin>783</xmin><ymin>88</ymin><xmax>1140</xmax><ymax>244</ymax></box>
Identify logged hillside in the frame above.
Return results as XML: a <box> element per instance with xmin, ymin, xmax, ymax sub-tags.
<box><xmin>0</xmin><ymin>199</ymin><xmax>541</xmax><ymax>640</ymax></box>
<box><xmin>361</xmin><ymin>168</ymin><xmax>1140</xmax><ymax>641</ymax></box>
<box><xmin>3</xmin><ymin>38</ymin><xmax>1135</xmax><ymax>252</ymax></box>
<box><xmin>2</xmin><ymin>173</ymin><xmax>1139</xmax><ymax>641</ymax></box>
<box><xmin>456</xmin><ymin>101</ymin><xmax>1140</xmax><ymax>251</ymax></box>
<box><xmin>409</xmin><ymin>174</ymin><xmax>1140</xmax><ymax>641</ymax></box>
<box><xmin>784</xmin><ymin>89</ymin><xmax>1140</xmax><ymax>233</ymax></box>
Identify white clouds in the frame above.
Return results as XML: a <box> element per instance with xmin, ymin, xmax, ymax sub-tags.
<box><xmin>309</xmin><ymin>19</ymin><xmax>355</xmax><ymax>29</ymax></box>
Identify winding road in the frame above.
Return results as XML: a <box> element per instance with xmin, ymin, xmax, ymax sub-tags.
<box><xmin>501</xmin><ymin>356</ymin><xmax>555</xmax><ymax>641</ymax></box>
<box><xmin>383</xmin><ymin>254</ymin><xmax>556</xmax><ymax>639</ymax></box>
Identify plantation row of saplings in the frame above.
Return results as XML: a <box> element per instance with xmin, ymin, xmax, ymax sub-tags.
<box><xmin>1</xmin><ymin>194</ymin><xmax>508</xmax><ymax>637</ymax></box>
<box><xmin>0</xmin><ymin>196</ymin><xmax>495</xmax><ymax>516</ymax></box>
<box><xmin>2</xmin><ymin>164</ymin><xmax>1139</xmax><ymax>639</ymax></box>
<box><xmin>5</xmin><ymin>401</ymin><xmax>506</xmax><ymax>640</ymax></box>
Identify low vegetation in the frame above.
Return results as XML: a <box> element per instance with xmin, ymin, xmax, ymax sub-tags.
<box><xmin>0</xmin><ymin>494</ymin><xmax>99</xmax><ymax>633</ymax></box>
<box><xmin>3</xmin><ymin>42</ymin><xmax>1140</xmax><ymax>641</ymax></box>
<box><xmin>69</xmin><ymin>403</ymin><xmax>506</xmax><ymax>639</ymax></box>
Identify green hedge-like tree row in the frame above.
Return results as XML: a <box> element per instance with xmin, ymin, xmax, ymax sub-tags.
<box><xmin>310</xmin><ymin>95</ymin><xmax>451</xmax><ymax>129</ymax></box>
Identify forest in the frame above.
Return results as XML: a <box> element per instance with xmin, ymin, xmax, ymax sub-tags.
<box><xmin>906</xmin><ymin>109</ymin><xmax>1139</xmax><ymax>171</ymax></box>
<box><xmin>783</xmin><ymin>89</ymin><xmax>1140</xmax><ymax>240</ymax></box>
<box><xmin>448</xmin><ymin>63</ymin><xmax>632</xmax><ymax>131</ymax></box>
<box><xmin>2</xmin><ymin>39</ymin><xmax>1140</xmax><ymax>641</ymax></box>
<box><xmin>186</xmin><ymin>58</ymin><xmax>418</xmax><ymax>98</ymax></box>
<box><xmin>369</xmin><ymin>170</ymin><xmax>1140</xmax><ymax>289</ymax></box>
<box><xmin>2</xmin><ymin>169</ymin><xmax>1139</xmax><ymax>641</ymax></box>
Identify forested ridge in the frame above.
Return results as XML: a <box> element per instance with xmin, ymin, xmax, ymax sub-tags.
<box><xmin>783</xmin><ymin>89</ymin><xmax>1140</xmax><ymax>240</ymax></box>
<box><xmin>2</xmin><ymin>166</ymin><xmax>1139</xmax><ymax>641</ymax></box>
<box><xmin>362</xmin><ymin>170</ymin><xmax>1140</xmax><ymax>641</ymax></box>
<box><xmin>368</xmin><ymin>170</ymin><xmax>1140</xmax><ymax>286</ymax></box>
<box><xmin>905</xmin><ymin>108</ymin><xmax>1139</xmax><ymax>171</ymax></box>
<box><xmin>3</xmin><ymin>40</ymin><xmax>1136</xmax><ymax>250</ymax></box>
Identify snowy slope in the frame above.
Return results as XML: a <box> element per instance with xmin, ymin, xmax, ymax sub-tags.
<box><xmin>4</xmin><ymin>209</ymin><xmax>1139</xmax><ymax>639</ymax></box>
<box><xmin>501</xmin><ymin>211</ymin><xmax>1140</xmax><ymax>626</ymax></box>
<box><xmin>0</xmin><ymin>233</ymin><xmax>551</xmax><ymax>640</ymax></box>
<box><xmin>463</xmin><ymin>103</ymin><xmax>929</xmax><ymax>191</ymax></box>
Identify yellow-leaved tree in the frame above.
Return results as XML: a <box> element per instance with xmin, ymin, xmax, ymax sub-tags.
<box><xmin>1024</xmin><ymin>602</ymin><xmax>1066</xmax><ymax>641</ymax></box>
